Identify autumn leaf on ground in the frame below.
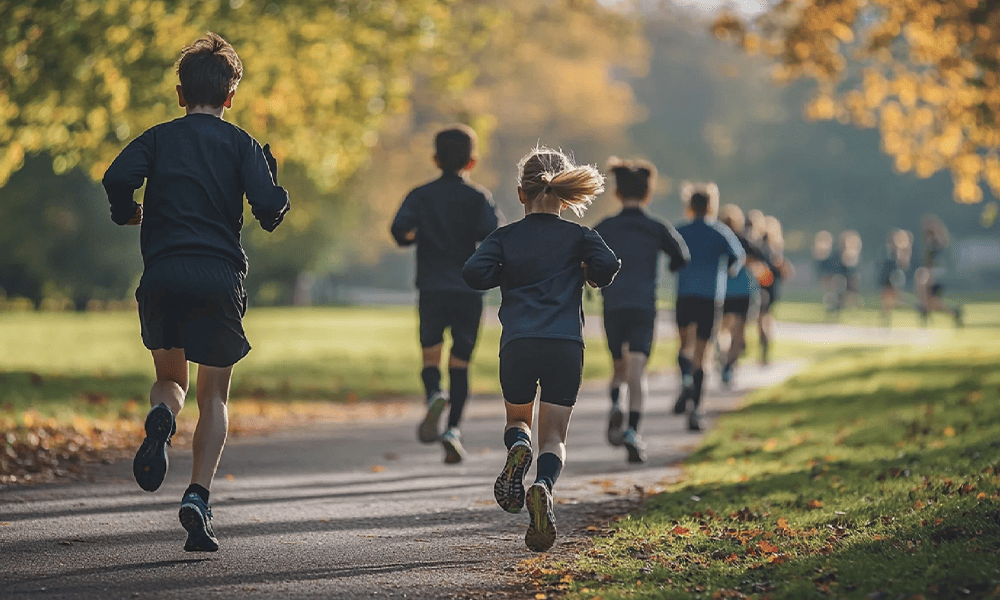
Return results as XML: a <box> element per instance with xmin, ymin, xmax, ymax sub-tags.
<box><xmin>807</xmin><ymin>499</ymin><xmax>824</xmax><ymax>509</ymax></box>
<box><xmin>672</xmin><ymin>526</ymin><xmax>691</xmax><ymax>535</ymax></box>
<box><xmin>759</xmin><ymin>540</ymin><xmax>779</xmax><ymax>553</ymax></box>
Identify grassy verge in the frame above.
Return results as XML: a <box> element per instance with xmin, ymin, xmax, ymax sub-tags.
<box><xmin>541</xmin><ymin>329</ymin><xmax>1000</xmax><ymax>600</ymax></box>
<box><xmin>771</xmin><ymin>300</ymin><xmax>999</xmax><ymax>329</ymax></box>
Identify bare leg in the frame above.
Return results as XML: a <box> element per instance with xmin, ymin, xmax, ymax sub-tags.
<box><xmin>422</xmin><ymin>343</ymin><xmax>443</xmax><ymax>368</ymax></box>
<box><xmin>151</xmin><ymin>348</ymin><xmax>189</xmax><ymax>414</ymax></box>
<box><xmin>536</xmin><ymin>402</ymin><xmax>573</xmax><ymax>462</ymax></box>
<box><xmin>504</xmin><ymin>400</ymin><xmax>534</xmax><ymax>436</ymax></box>
<box><xmin>726</xmin><ymin>314</ymin><xmax>746</xmax><ymax>366</ymax></box>
<box><xmin>190</xmin><ymin>364</ymin><xmax>233</xmax><ymax>490</ymax></box>
<box><xmin>625</xmin><ymin>351</ymin><xmax>648</xmax><ymax>417</ymax></box>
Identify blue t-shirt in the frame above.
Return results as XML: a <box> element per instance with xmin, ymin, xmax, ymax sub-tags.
<box><xmin>675</xmin><ymin>218</ymin><xmax>744</xmax><ymax>302</ymax></box>
<box><xmin>462</xmin><ymin>213</ymin><xmax>620</xmax><ymax>350</ymax></box>
<box><xmin>594</xmin><ymin>207</ymin><xmax>689</xmax><ymax>312</ymax></box>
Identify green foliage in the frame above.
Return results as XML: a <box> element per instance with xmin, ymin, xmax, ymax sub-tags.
<box><xmin>555</xmin><ymin>329</ymin><xmax>1000</xmax><ymax>599</ymax></box>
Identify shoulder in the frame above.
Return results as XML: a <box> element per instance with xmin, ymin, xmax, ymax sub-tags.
<box><xmin>462</xmin><ymin>179</ymin><xmax>493</xmax><ymax>202</ymax></box>
<box><xmin>594</xmin><ymin>214</ymin><xmax>617</xmax><ymax>230</ymax></box>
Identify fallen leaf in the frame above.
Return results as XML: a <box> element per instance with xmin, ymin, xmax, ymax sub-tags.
<box><xmin>943</xmin><ymin>427</ymin><xmax>956</xmax><ymax>438</ymax></box>
<box><xmin>672</xmin><ymin>526</ymin><xmax>690</xmax><ymax>536</ymax></box>
<box><xmin>777</xmin><ymin>517</ymin><xmax>790</xmax><ymax>531</ymax></box>
<box><xmin>225</xmin><ymin>474</ymin><xmax>235</xmax><ymax>481</ymax></box>
<box><xmin>807</xmin><ymin>500</ymin><xmax>823</xmax><ymax>509</ymax></box>
<box><xmin>535</xmin><ymin>594</ymin><xmax>547</xmax><ymax>600</ymax></box>
<box><xmin>759</xmin><ymin>541</ymin><xmax>779</xmax><ymax>554</ymax></box>
<box><xmin>371</xmin><ymin>465</ymin><xmax>386</xmax><ymax>473</ymax></box>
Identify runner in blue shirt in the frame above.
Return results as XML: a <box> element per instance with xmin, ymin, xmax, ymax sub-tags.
<box><xmin>673</xmin><ymin>183</ymin><xmax>744</xmax><ymax>431</ymax></box>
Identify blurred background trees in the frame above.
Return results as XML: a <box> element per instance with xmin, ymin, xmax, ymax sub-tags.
<box><xmin>0</xmin><ymin>0</ymin><xmax>997</xmax><ymax>307</ymax></box>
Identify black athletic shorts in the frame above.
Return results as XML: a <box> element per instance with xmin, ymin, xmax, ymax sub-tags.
<box><xmin>675</xmin><ymin>296</ymin><xmax>718</xmax><ymax>340</ymax></box>
<box><xmin>499</xmin><ymin>338</ymin><xmax>583</xmax><ymax>407</ymax></box>
<box><xmin>418</xmin><ymin>291</ymin><xmax>483</xmax><ymax>361</ymax></box>
<box><xmin>722</xmin><ymin>295</ymin><xmax>752</xmax><ymax>317</ymax></box>
<box><xmin>136</xmin><ymin>256</ymin><xmax>249</xmax><ymax>368</ymax></box>
<box><xmin>603</xmin><ymin>308</ymin><xmax>656</xmax><ymax>359</ymax></box>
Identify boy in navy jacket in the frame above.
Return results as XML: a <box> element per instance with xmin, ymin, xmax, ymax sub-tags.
<box><xmin>103</xmin><ymin>33</ymin><xmax>289</xmax><ymax>552</ymax></box>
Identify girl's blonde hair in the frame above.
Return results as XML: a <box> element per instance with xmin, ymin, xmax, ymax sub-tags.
<box><xmin>680</xmin><ymin>181</ymin><xmax>720</xmax><ymax>218</ymax></box>
<box><xmin>764</xmin><ymin>215</ymin><xmax>785</xmax><ymax>254</ymax></box>
<box><xmin>518</xmin><ymin>146</ymin><xmax>604</xmax><ymax>217</ymax></box>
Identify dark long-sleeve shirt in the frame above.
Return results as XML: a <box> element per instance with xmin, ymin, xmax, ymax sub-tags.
<box><xmin>391</xmin><ymin>172</ymin><xmax>500</xmax><ymax>295</ymax></box>
<box><xmin>726</xmin><ymin>233</ymin><xmax>771</xmax><ymax>298</ymax></box>
<box><xmin>594</xmin><ymin>207</ymin><xmax>689</xmax><ymax>311</ymax></box>
<box><xmin>102</xmin><ymin>113</ymin><xmax>290</xmax><ymax>277</ymax></box>
<box><xmin>462</xmin><ymin>213</ymin><xmax>620</xmax><ymax>350</ymax></box>
<box><xmin>675</xmin><ymin>218</ymin><xmax>744</xmax><ymax>302</ymax></box>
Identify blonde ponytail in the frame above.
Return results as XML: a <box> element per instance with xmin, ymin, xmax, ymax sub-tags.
<box><xmin>518</xmin><ymin>146</ymin><xmax>604</xmax><ymax>217</ymax></box>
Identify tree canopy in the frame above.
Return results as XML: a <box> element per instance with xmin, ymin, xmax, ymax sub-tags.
<box><xmin>712</xmin><ymin>0</ymin><xmax>1000</xmax><ymax>203</ymax></box>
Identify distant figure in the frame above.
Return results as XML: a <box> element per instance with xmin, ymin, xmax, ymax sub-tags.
<box><xmin>878</xmin><ymin>228</ymin><xmax>913</xmax><ymax>326</ymax></box>
<box><xmin>813</xmin><ymin>230</ymin><xmax>839</xmax><ymax>315</ymax></box>
<box><xmin>833</xmin><ymin>230</ymin><xmax>863</xmax><ymax>314</ymax></box>
<box><xmin>102</xmin><ymin>33</ymin><xmax>291</xmax><ymax>552</ymax></box>
<box><xmin>755</xmin><ymin>215</ymin><xmax>794</xmax><ymax>364</ymax></box>
<box><xmin>463</xmin><ymin>146</ymin><xmax>619</xmax><ymax>552</ymax></box>
<box><xmin>390</xmin><ymin>124</ymin><xmax>501</xmax><ymax>464</ymax></box>
<box><xmin>915</xmin><ymin>215</ymin><xmax>962</xmax><ymax>326</ymax></box>
<box><xmin>716</xmin><ymin>203</ymin><xmax>763</xmax><ymax>386</ymax></box>
<box><xmin>594</xmin><ymin>157</ymin><xmax>688</xmax><ymax>463</ymax></box>
<box><xmin>673</xmin><ymin>182</ymin><xmax>745</xmax><ymax>431</ymax></box>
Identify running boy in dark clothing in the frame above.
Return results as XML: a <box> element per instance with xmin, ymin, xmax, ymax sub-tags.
<box><xmin>594</xmin><ymin>158</ymin><xmax>688</xmax><ymax>463</ymax></box>
<box><xmin>391</xmin><ymin>125</ymin><xmax>501</xmax><ymax>464</ymax></box>
<box><xmin>463</xmin><ymin>146</ymin><xmax>619</xmax><ymax>552</ymax></box>
<box><xmin>673</xmin><ymin>183</ymin><xmax>743</xmax><ymax>431</ymax></box>
<box><xmin>102</xmin><ymin>33</ymin><xmax>290</xmax><ymax>552</ymax></box>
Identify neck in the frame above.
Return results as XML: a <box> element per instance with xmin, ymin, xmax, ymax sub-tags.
<box><xmin>524</xmin><ymin>197</ymin><xmax>562</xmax><ymax>216</ymax></box>
<box><xmin>186</xmin><ymin>105</ymin><xmax>225</xmax><ymax>118</ymax></box>
<box><xmin>622</xmin><ymin>200</ymin><xmax>644</xmax><ymax>209</ymax></box>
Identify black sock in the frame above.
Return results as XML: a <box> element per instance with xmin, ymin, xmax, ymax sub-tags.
<box><xmin>447</xmin><ymin>367</ymin><xmax>468</xmax><ymax>429</ymax></box>
<box><xmin>503</xmin><ymin>426</ymin><xmax>531</xmax><ymax>450</ymax></box>
<box><xmin>184</xmin><ymin>483</ymin><xmax>210</xmax><ymax>504</ymax></box>
<box><xmin>678</xmin><ymin>354</ymin><xmax>692</xmax><ymax>378</ymax></box>
<box><xmin>692</xmin><ymin>369</ymin><xmax>705</xmax><ymax>406</ymax></box>
<box><xmin>628</xmin><ymin>411</ymin><xmax>641</xmax><ymax>431</ymax></box>
<box><xmin>420</xmin><ymin>366</ymin><xmax>440</xmax><ymax>401</ymax></box>
<box><xmin>534</xmin><ymin>452</ymin><xmax>563</xmax><ymax>492</ymax></box>
<box><xmin>610</xmin><ymin>385</ymin><xmax>620</xmax><ymax>406</ymax></box>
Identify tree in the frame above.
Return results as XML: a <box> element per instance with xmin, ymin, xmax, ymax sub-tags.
<box><xmin>712</xmin><ymin>0</ymin><xmax>1000</xmax><ymax>203</ymax></box>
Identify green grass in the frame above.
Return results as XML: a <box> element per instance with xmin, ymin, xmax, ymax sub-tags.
<box><xmin>771</xmin><ymin>300</ymin><xmax>1000</xmax><ymax>329</ymax></box>
<box><xmin>550</xmin><ymin>328</ymin><xmax>1000</xmax><ymax>600</ymax></box>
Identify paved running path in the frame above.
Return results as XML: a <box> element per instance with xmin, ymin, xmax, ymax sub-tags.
<box><xmin>1</xmin><ymin>356</ymin><xmax>804</xmax><ymax>599</ymax></box>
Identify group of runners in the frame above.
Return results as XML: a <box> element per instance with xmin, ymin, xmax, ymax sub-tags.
<box><xmin>105</xmin><ymin>33</ymin><xmax>795</xmax><ymax>556</ymax></box>
<box><xmin>815</xmin><ymin>216</ymin><xmax>962</xmax><ymax>327</ymax></box>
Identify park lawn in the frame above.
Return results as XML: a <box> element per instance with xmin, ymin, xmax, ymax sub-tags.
<box><xmin>772</xmin><ymin>300</ymin><xmax>999</xmax><ymax>329</ymax></box>
<box><xmin>536</xmin><ymin>327</ymin><xmax>1000</xmax><ymax>600</ymax></box>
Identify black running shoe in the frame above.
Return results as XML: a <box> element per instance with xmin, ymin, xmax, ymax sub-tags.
<box><xmin>494</xmin><ymin>440</ymin><xmax>532</xmax><ymax>513</ymax></box>
<box><xmin>607</xmin><ymin>404</ymin><xmax>624</xmax><ymax>446</ymax></box>
<box><xmin>622</xmin><ymin>428</ymin><xmax>647</xmax><ymax>464</ymax></box>
<box><xmin>133</xmin><ymin>403</ymin><xmax>175</xmax><ymax>492</ymax></box>
<box><xmin>417</xmin><ymin>392</ymin><xmax>448</xmax><ymax>444</ymax></box>
<box><xmin>673</xmin><ymin>386</ymin><xmax>692</xmax><ymax>415</ymax></box>
<box><xmin>179</xmin><ymin>492</ymin><xmax>219</xmax><ymax>552</ymax></box>
<box><xmin>441</xmin><ymin>427</ymin><xmax>465</xmax><ymax>464</ymax></box>
<box><xmin>525</xmin><ymin>483</ymin><xmax>556</xmax><ymax>552</ymax></box>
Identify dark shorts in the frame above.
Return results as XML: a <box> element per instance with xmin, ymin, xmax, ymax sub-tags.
<box><xmin>136</xmin><ymin>256</ymin><xmax>249</xmax><ymax>368</ymax></box>
<box><xmin>722</xmin><ymin>295</ymin><xmax>753</xmax><ymax>317</ymax></box>
<box><xmin>603</xmin><ymin>308</ymin><xmax>656</xmax><ymax>358</ymax></box>
<box><xmin>418</xmin><ymin>291</ymin><xmax>483</xmax><ymax>361</ymax></box>
<box><xmin>675</xmin><ymin>296</ymin><xmax>718</xmax><ymax>340</ymax></box>
<box><xmin>499</xmin><ymin>338</ymin><xmax>583</xmax><ymax>407</ymax></box>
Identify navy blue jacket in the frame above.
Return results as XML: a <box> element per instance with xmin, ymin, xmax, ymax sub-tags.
<box><xmin>102</xmin><ymin>113</ymin><xmax>290</xmax><ymax>277</ymax></box>
<box><xmin>462</xmin><ymin>213</ymin><xmax>620</xmax><ymax>350</ymax></box>
<box><xmin>675</xmin><ymin>218</ymin><xmax>745</xmax><ymax>302</ymax></box>
<box><xmin>594</xmin><ymin>207</ymin><xmax>689</xmax><ymax>312</ymax></box>
<box><xmin>391</xmin><ymin>172</ymin><xmax>500</xmax><ymax>295</ymax></box>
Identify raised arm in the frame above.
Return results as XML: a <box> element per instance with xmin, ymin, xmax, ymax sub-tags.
<box><xmin>462</xmin><ymin>230</ymin><xmax>505</xmax><ymax>290</ymax></box>
<box><xmin>390</xmin><ymin>191</ymin><xmax>420</xmax><ymax>247</ymax></box>
<box><xmin>102</xmin><ymin>130</ymin><xmax>153</xmax><ymax>225</ymax></box>
<box><xmin>661</xmin><ymin>221</ymin><xmax>690</xmax><ymax>272</ymax></box>
<box><xmin>720</xmin><ymin>227</ymin><xmax>746</xmax><ymax>277</ymax></box>
<box><xmin>243</xmin><ymin>140</ymin><xmax>290</xmax><ymax>232</ymax></box>
<box><xmin>581</xmin><ymin>228</ymin><xmax>620</xmax><ymax>288</ymax></box>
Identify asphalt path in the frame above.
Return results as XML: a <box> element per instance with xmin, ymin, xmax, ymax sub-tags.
<box><xmin>0</xmin><ymin>351</ymin><xmax>810</xmax><ymax>600</ymax></box>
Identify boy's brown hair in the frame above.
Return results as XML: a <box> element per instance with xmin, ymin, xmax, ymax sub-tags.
<box><xmin>435</xmin><ymin>125</ymin><xmax>477</xmax><ymax>173</ymax></box>
<box><xmin>176</xmin><ymin>32</ymin><xmax>243</xmax><ymax>108</ymax></box>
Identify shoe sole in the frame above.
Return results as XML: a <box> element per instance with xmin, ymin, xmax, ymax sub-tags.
<box><xmin>132</xmin><ymin>407</ymin><xmax>173</xmax><ymax>492</ymax></box>
<box><xmin>607</xmin><ymin>409</ymin><xmax>624</xmax><ymax>446</ymax></box>
<box><xmin>525</xmin><ymin>484</ymin><xmax>556</xmax><ymax>552</ymax></box>
<box><xmin>494</xmin><ymin>443</ymin><xmax>532</xmax><ymax>513</ymax></box>
<box><xmin>179</xmin><ymin>503</ymin><xmax>219</xmax><ymax>552</ymax></box>
<box><xmin>442</xmin><ymin>437</ymin><xmax>464</xmax><ymax>464</ymax></box>
<box><xmin>417</xmin><ymin>395</ymin><xmax>448</xmax><ymax>444</ymax></box>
